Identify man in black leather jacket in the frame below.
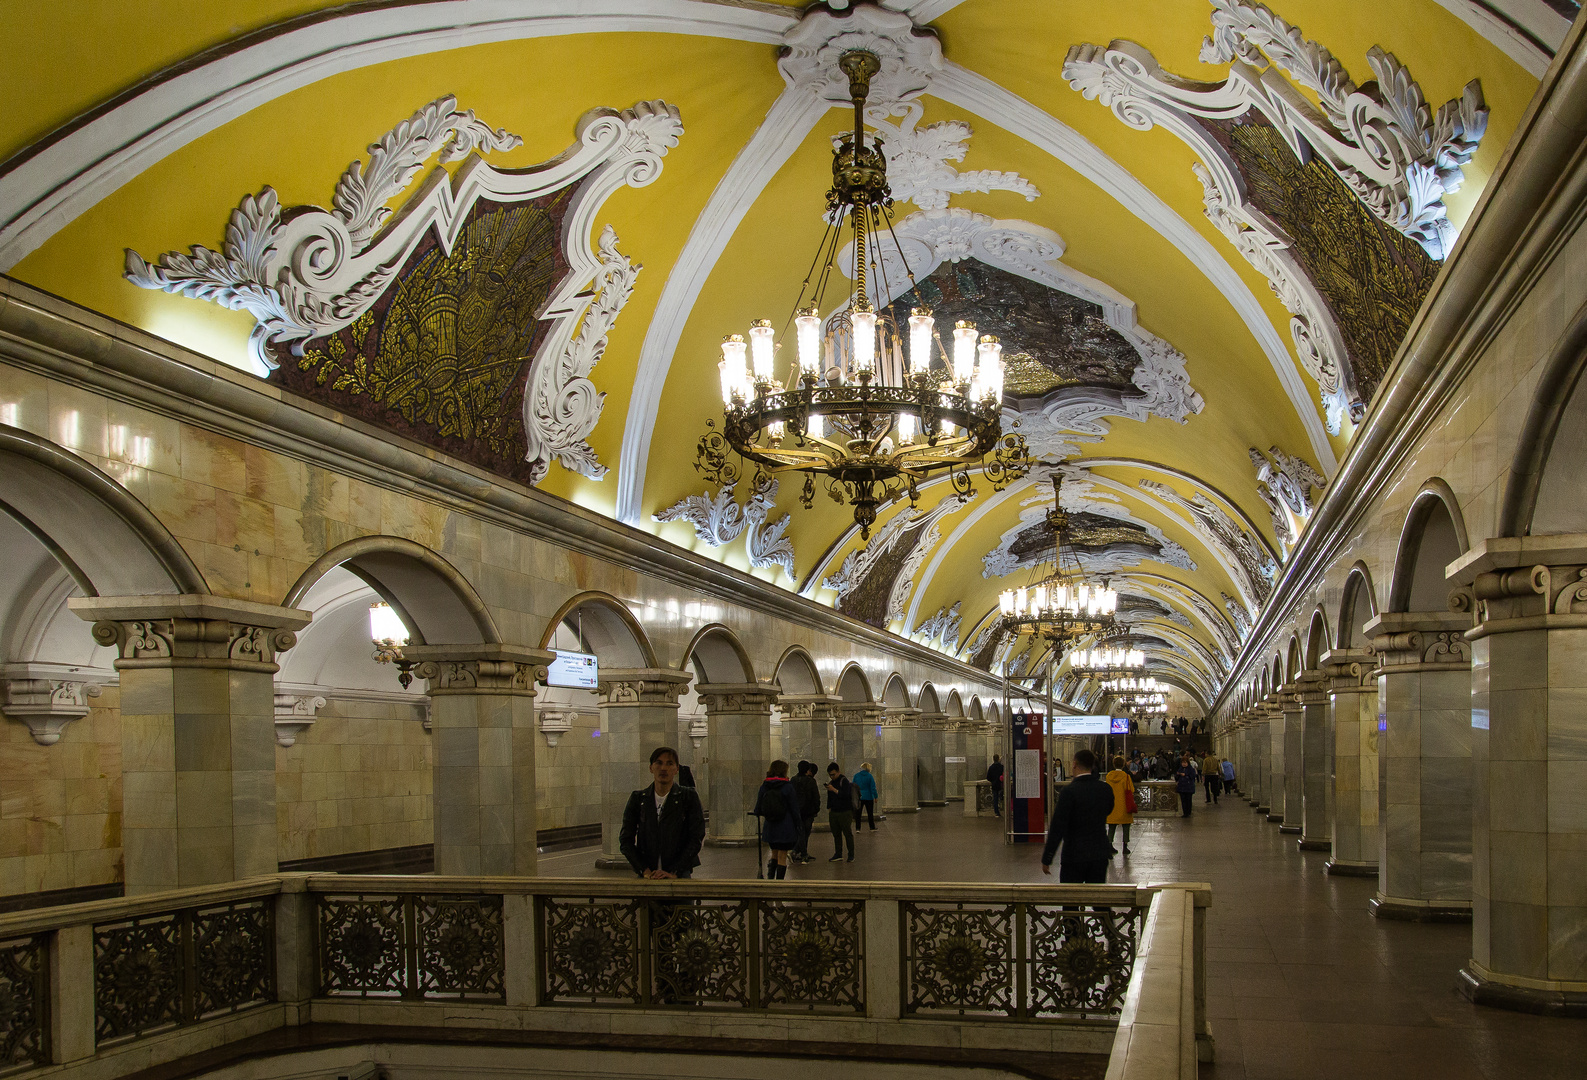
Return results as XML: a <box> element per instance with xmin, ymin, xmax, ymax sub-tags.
<box><xmin>1040</xmin><ymin>748</ymin><xmax>1115</xmax><ymax>883</ymax></box>
<box><xmin>620</xmin><ymin>746</ymin><xmax>706</xmax><ymax>878</ymax></box>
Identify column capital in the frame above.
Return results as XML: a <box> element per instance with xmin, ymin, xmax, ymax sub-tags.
<box><xmin>695</xmin><ymin>681</ymin><xmax>778</xmax><ymax>713</ymax></box>
<box><xmin>1318</xmin><ymin>648</ymin><xmax>1377</xmax><ymax>690</ymax></box>
<box><xmin>1448</xmin><ymin>535</ymin><xmax>1587</xmax><ymax>637</ymax></box>
<box><xmin>836</xmin><ymin>702</ymin><xmax>886</xmax><ymax>725</ymax></box>
<box><xmin>776</xmin><ymin>693</ymin><xmax>842</xmax><ymax>720</ymax></box>
<box><xmin>884</xmin><ymin>706</ymin><xmax>922</xmax><ymax>727</ymax></box>
<box><xmin>71</xmin><ymin>594</ymin><xmax>311</xmax><ymax>672</ymax></box>
<box><xmin>403</xmin><ymin>643</ymin><xmax>555</xmax><ymax>696</ymax></box>
<box><xmin>596</xmin><ymin>667</ymin><xmax>691</xmax><ymax>707</ymax></box>
<box><xmin>272</xmin><ymin>692</ymin><xmax>326</xmax><ymax>747</ymax></box>
<box><xmin>917</xmin><ymin>711</ymin><xmax>949</xmax><ymax>728</ymax></box>
<box><xmin>1293</xmin><ymin>670</ymin><xmax>1328</xmax><ymax>706</ymax></box>
<box><xmin>1365</xmin><ymin>611</ymin><xmax>1473</xmax><ymax>670</ymax></box>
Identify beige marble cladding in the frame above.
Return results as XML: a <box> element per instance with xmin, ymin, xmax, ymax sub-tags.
<box><xmin>1324</xmin><ymin>657</ymin><xmax>1380</xmax><ymax>873</ymax></box>
<box><xmin>537</xmin><ymin>710</ymin><xmax>602</xmax><ymax>831</ymax></box>
<box><xmin>275</xmin><ymin>696</ymin><xmax>432</xmax><ymax>861</ymax></box>
<box><xmin>0</xmin><ymin>684</ymin><xmax>121</xmax><ymax>895</ymax></box>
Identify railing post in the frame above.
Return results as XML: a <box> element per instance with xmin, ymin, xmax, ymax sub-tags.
<box><xmin>50</xmin><ymin>924</ymin><xmax>94</xmax><ymax>1063</ymax></box>
<box><xmin>504</xmin><ymin>893</ymin><xmax>538</xmax><ymax>1007</ymax></box>
<box><xmin>275</xmin><ymin>875</ymin><xmax>316</xmax><ymax>1020</ymax></box>
<box><xmin>864</xmin><ymin>897</ymin><xmax>900</xmax><ymax>1019</ymax></box>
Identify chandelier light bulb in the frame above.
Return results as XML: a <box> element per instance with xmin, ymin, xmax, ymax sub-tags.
<box><xmin>1000</xmin><ymin>592</ymin><xmax>1015</xmax><ymax>616</ymax></box>
<box><xmin>369</xmin><ymin>602</ymin><xmax>408</xmax><ymax>647</ymax></box>
<box><xmin>850</xmin><ymin>307</ymin><xmax>877</xmax><ymax>372</ymax></box>
<box><xmin>795</xmin><ymin>307</ymin><xmax>821</xmax><ymax>376</ymax></box>
<box><xmin>896</xmin><ymin>410</ymin><xmax>917</xmax><ymax>443</ymax></box>
<box><xmin>952</xmin><ymin>321</ymin><xmax>977</xmax><ymax>384</ymax></box>
<box><xmin>720</xmin><ymin>335</ymin><xmax>748</xmax><ymax>405</ymax></box>
<box><xmin>908</xmin><ymin>309</ymin><xmax>934</xmax><ymax>375</ymax></box>
<box><xmin>807</xmin><ymin>411</ymin><xmax>824</xmax><ymax>440</ymax></box>
<box><xmin>1015</xmin><ymin>586</ymin><xmax>1028</xmax><ymax>616</ymax></box>
<box><xmin>976</xmin><ymin>336</ymin><xmax>1002</xmax><ymax>400</ymax></box>
<box><xmin>749</xmin><ymin>320</ymin><xmax>775</xmax><ymax>382</ymax></box>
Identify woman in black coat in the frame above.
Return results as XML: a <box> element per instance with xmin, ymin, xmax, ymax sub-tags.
<box><xmin>754</xmin><ymin>759</ymin><xmax>802</xmax><ymax>879</ymax></box>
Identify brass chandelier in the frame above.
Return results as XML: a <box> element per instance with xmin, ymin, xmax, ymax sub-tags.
<box><xmin>996</xmin><ymin>472</ymin><xmax>1118</xmax><ymax>643</ymax></box>
<box><xmin>693</xmin><ymin>49</ymin><xmax>1031</xmax><ymax>539</ymax></box>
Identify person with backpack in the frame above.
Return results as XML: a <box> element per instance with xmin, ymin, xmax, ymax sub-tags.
<box><xmin>852</xmin><ymin>762</ymin><xmax>879</xmax><ymax>830</ymax></box>
<box><xmin>753</xmin><ymin>760</ymin><xmax>802</xmax><ymax>879</ymax></box>
<box><xmin>825</xmin><ymin>762</ymin><xmax>856</xmax><ymax>862</ymax></box>
<box><xmin>791</xmin><ymin>760</ymin><xmax>821</xmax><ymax>862</ymax></box>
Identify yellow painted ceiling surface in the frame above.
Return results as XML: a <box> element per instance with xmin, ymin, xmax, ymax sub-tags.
<box><xmin>0</xmin><ymin>0</ymin><xmax>1543</xmax><ymax>704</ymax></box>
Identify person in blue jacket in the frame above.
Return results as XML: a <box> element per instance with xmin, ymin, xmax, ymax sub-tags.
<box><xmin>754</xmin><ymin>760</ymin><xmax>802</xmax><ymax>879</ymax></box>
<box><xmin>852</xmin><ymin>761</ymin><xmax>880</xmax><ymax>830</ymax></box>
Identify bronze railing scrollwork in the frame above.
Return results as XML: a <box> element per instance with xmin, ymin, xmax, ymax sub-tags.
<box><xmin>316</xmin><ymin>892</ymin><xmax>503</xmax><ymax>1001</ymax></box>
<box><xmin>0</xmin><ymin>934</ymin><xmax>47</xmax><ymax>1073</ymax></box>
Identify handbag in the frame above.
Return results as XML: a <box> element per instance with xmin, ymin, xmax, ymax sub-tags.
<box><xmin>1124</xmin><ymin>783</ymin><xmax>1138</xmax><ymax>815</ymax></box>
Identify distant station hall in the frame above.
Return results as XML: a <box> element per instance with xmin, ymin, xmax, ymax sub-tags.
<box><xmin>0</xmin><ymin>3</ymin><xmax>1584</xmax><ymax>1079</ymax></box>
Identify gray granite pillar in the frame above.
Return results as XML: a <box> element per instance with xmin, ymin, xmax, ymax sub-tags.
<box><xmin>1265</xmin><ymin>698</ymin><xmax>1286</xmax><ymax>819</ymax></box>
<box><xmin>881</xmin><ymin>707</ymin><xmax>921</xmax><ymax>813</ymax></box>
<box><xmin>1322</xmin><ymin>648</ymin><xmax>1380</xmax><ymax>876</ymax></box>
<box><xmin>916</xmin><ymin>712</ymin><xmax>947</xmax><ymax>806</ymax></box>
<box><xmin>1367</xmin><ymin>611</ymin><xmax>1474</xmax><ymax>920</ymax></box>
<box><xmin>697</xmin><ymin>682</ymin><xmax>777</xmax><ymax>847</ymax></box>
<box><xmin>965</xmin><ymin>722</ymin><xmax>989</xmax><ymax>791</ymax></box>
<box><xmin>943</xmin><ymin>722</ymin><xmax>967</xmax><ymax>800</ymax></box>
<box><xmin>1279</xmin><ymin>686</ymin><xmax>1303</xmax><ymax>831</ymax></box>
<box><xmin>74</xmin><ymin>595</ymin><xmax>309</xmax><ymax>894</ymax></box>
<box><xmin>780</xmin><ymin>695</ymin><xmax>839</xmax><ymax>826</ymax></box>
<box><xmin>406</xmin><ymin>644</ymin><xmax>552</xmax><ymax>876</ymax></box>
<box><xmin>1298</xmin><ymin>675</ymin><xmax>1331</xmax><ymax>850</ymax></box>
<box><xmin>594</xmin><ymin>668</ymin><xmax>691</xmax><ymax>869</ymax></box>
<box><xmin>1452</xmin><ymin>538</ymin><xmax>1587</xmax><ymax>1013</ymax></box>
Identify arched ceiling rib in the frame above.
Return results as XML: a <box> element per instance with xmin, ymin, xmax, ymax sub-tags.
<box><xmin>0</xmin><ymin>0</ymin><xmax>1543</xmax><ymax>713</ymax></box>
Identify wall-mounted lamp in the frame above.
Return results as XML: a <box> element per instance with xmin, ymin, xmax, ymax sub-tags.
<box><xmin>370</xmin><ymin>602</ymin><xmax>417</xmax><ymax>688</ymax></box>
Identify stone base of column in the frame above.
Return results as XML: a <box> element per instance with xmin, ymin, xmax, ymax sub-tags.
<box><xmin>594</xmin><ymin>854</ymin><xmax>631</xmax><ymax>870</ymax></box>
<box><xmin>945</xmin><ymin>795</ymin><xmax>964</xmax><ymax>802</ymax></box>
<box><xmin>919</xmin><ymin>800</ymin><xmax>947</xmax><ymax>808</ymax></box>
<box><xmin>1266</xmin><ymin>812</ymin><xmax>1284</xmax><ymax>822</ymax></box>
<box><xmin>1255</xmin><ymin>804</ymin><xmax>1269</xmax><ymax>813</ymax></box>
<box><xmin>1324</xmin><ymin>859</ymin><xmax>1378</xmax><ymax>877</ymax></box>
<box><xmin>1370</xmin><ymin>894</ymin><xmax>1472</xmax><ymax>922</ymax></box>
<box><xmin>882</xmin><ymin>805</ymin><xmax>920</xmax><ymax>814</ymax></box>
<box><xmin>1297</xmin><ymin>838</ymin><xmax>1331</xmax><ymax>850</ymax></box>
<box><xmin>704</xmin><ymin>837</ymin><xmax>757</xmax><ymax>848</ymax></box>
<box><xmin>1457</xmin><ymin>962</ymin><xmax>1587</xmax><ymax>1018</ymax></box>
<box><xmin>1278</xmin><ymin>824</ymin><xmax>1301</xmax><ymax>834</ymax></box>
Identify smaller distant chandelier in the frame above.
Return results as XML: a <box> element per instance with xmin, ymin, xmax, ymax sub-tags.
<box><xmin>1103</xmin><ymin>676</ymin><xmax>1159</xmax><ymax>694</ymax></box>
<box><xmin>996</xmin><ymin>471</ymin><xmax>1117</xmax><ymax>642</ymax></box>
<box><xmin>1070</xmin><ymin>643</ymin><xmax>1145</xmax><ymax>677</ymax></box>
<box><xmin>694</xmin><ymin>49</ymin><xmax>1030</xmax><ymax>539</ymax></box>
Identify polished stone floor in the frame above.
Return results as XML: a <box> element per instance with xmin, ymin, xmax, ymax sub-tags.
<box><xmin>540</xmin><ymin>796</ymin><xmax>1580</xmax><ymax>1079</ymax></box>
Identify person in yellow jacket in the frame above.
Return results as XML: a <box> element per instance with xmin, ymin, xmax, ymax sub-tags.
<box><xmin>1105</xmin><ymin>755</ymin><xmax>1135</xmax><ymax>857</ymax></box>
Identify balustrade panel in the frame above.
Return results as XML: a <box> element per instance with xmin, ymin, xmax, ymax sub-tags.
<box><xmin>0</xmin><ymin>935</ymin><xmax>47</xmax><ymax>1074</ymax></box>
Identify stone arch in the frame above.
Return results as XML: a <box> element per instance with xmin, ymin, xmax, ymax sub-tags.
<box><xmin>968</xmin><ymin>696</ymin><xmax>985</xmax><ymax>721</ymax></box>
<box><xmin>1285</xmin><ymin>637</ymin><xmax>1302</xmax><ymax>682</ymax></box>
<box><xmin>882</xmin><ymin>673</ymin><xmax>911</xmax><ymax>708</ymax></box>
<box><xmin>1498</xmin><ymin>309</ymin><xmax>1587</xmax><ymax>536</ymax></box>
<box><xmin>986</xmin><ymin>700</ymin><xmax>1001</xmax><ymax>725</ymax></box>
<box><xmin>771</xmin><ymin>646</ymin><xmax>823</xmax><ymax>695</ymax></box>
<box><xmin>682</xmin><ymin>623</ymin><xmax>756</xmax><ymax>684</ymax></box>
<box><xmin>1337</xmin><ymin>562</ymin><xmax>1379</xmax><ymax>649</ymax></box>
<box><xmin>285</xmin><ymin>535</ymin><xmax>499</xmax><ymax>646</ymax></box>
<box><xmin>918</xmin><ymin>682</ymin><xmax>941</xmax><ymax>713</ymax></box>
<box><xmin>537</xmin><ymin>591</ymin><xmax>657</xmax><ymax>668</ymax></box>
<box><xmin>945</xmin><ymin>689</ymin><xmax>965</xmax><ymax>716</ymax></box>
<box><xmin>836</xmin><ymin>663</ymin><xmax>873</xmax><ymax>703</ymax></box>
<box><xmin>1389</xmin><ymin>480</ymin><xmax>1469</xmax><ymax>613</ymax></box>
<box><xmin>1271</xmin><ymin>655</ymin><xmax>1283</xmax><ymax>692</ymax></box>
<box><xmin>0</xmin><ymin>424</ymin><xmax>205</xmax><ymax>596</ymax></box>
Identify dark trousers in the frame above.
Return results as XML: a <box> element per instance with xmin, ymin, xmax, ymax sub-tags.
<box><xmin>859</xmin><ymin>799</ymin><xmax>877</xmax><ymax>829</ymax></box>
<box><xmin>1108</xmin><ymin>822</ymin><xmax>1131</xmax><ymax>851</ymax></box>
<box><xmin>990</xmin><ymin>784</ymin><xmax>1003</xmax><ymax>816</ymax></box>
<box><xmin>794</xmin><ymin>819</ymin><xmax>814</xmax><ymax>858</ymax></box>
<box><xmin>1179</xmin><ymin>791</ymin><xmax>1193</xmax><ymax>817</ymax></box>
<box><xmin>829</xmin><ymin>810</ymin><xmax>855</xmax><ymax>857</ymax></box>
<box><xmin>1059</xmin><ymin>859</ymin><xmax>1108</xmax><ymax>883</ymax></box>
<box><xmin>1205</xmin><ymin>776</ymin><xmax>1221</xmax><ymax>802</ymax></box>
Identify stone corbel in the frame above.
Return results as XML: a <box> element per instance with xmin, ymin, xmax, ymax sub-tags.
<box><xmin>69</xmin><ymin>595</ymin><xmax>311</xmax><ymax>672</ymax></box>
<box><xmin>688</xmin><ymin>715</ymin><xmax>710</xmax><ymax>750</ymax></box>
<box><xmin>1</xmin><ymin>676</ymin><xmax>102</xmax><ymax>745</ymax></box>
<box><xmin>272</xmin><ymin>693</ymin><xmax>326</xmax><ymax>748</ymax></box>
<box><xmin>537</xmin><ymin>708</ymin><xmax>576</xmax><ymax>748</ymax></box>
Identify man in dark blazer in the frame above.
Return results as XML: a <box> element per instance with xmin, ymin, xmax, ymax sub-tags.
<box><xmin>1040</xmin><ymin>748</ymin><xmax>1114</xmax><ymax>883</ymax></box>
<box><xmin>620</xmin><ymin>746</ymin><xmax>706</xmax><ymax>878</ymax></box>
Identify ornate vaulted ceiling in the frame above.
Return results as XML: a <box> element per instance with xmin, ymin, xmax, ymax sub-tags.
<box><xmin>0</xmin><ymin>0</ymin><xmax>1563</xmax><ymax>710</ymax></box>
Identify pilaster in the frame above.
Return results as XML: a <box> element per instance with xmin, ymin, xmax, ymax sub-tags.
<box><xmin>70</xmin><ymin>594</ymin><xmax>309</xmax><ymax>894</ymax></box>
<box><xmin>1366</xmin><ymin>610</ymin><xmax>1474</xmax><ymax>921</ymax></box>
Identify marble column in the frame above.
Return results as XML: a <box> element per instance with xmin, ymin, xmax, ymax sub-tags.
<box><xmin>966</xmin><ymin>722</ymin><xmax>989</xmax><ymax>791</ymax></box>
<box><xmin>1265</xmin><ymin>698</ymin><xmax>1286</xmax><ymax>819</ymax></box>
<box><xmin>1245</xmin><ymin>720</ymin><xmax>1263</xmax><ymax>808</ymax></box>
<box><xmin>943</xmin><ymin>722</ymin><xmax>967</xmax><ymax>801</ymax></box>
<box><xmin>71</xmin><ymin>595</ymin><xmax>309</xmax><ymax>894</ymax></box>
<box><xmin>1451</xmin><ymin>538</ymin><xmax>1587</xmax><ymax>1014</ymax></box>
<box><xmin>594</xmin><ymin>668</ymin><xmax>691</xmax><ymax>869</ymax></box>
<box><xmin>697</xmin><ymin>682</ymin><xmax>777</xmax><ymax>847</ymax></box>
<box><xmin>1298</xmin><ymin>674</ymin><xmax>1332</xmax><ymax>850</ymax></box>
<box><xmin>1321</xmin><ymin>648</ymin><xmax>1380</xmax><ymax>876</ymax></box>
<box><xmin>406</xmin><ymin>643</ymin><xmax>552</xmax><ymax>876</ymax></box>
<box><xmin>916</xmin><ymin>712</ymin><xmax>947</xmax><ymax>807</ymax></box>
<box><xmin>1367</xmin><ymin>610</ymin><xmax>1474</xmax><ymax>920</ymax></box>
<box><xmin>780</xmin><ymin>696</ymin><xmax>839</xmax><ymax>826</ymax></box>
<box><xmin>881</xmin><ymin>707</ymin><xmax>921</xmax><ymax>814</ymax></box>
<box><xmin>1278</xmin><ymin>686</ymin><xmax>1303</xmax><ymax>832</ymax></box>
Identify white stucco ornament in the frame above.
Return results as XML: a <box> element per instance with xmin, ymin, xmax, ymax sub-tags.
<box><xmin>654</xmin><ymin>479</ymin><xmax>797</xmax><ymax>583</ymax></box>
<box><xmin>779</xmin><ymin>2</ymin><xmax>943</xmax><ymax>110</ymax></box>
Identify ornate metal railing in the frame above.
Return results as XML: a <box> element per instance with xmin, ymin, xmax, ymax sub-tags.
<box><xmin>0</xmin><ymin>935</ymin><xmax>47</xmax><ymax>1074</ymax></box>
<box><xmin>94</xmin><ymin>897</ymin><xmax>275</xmax><ymax>1044</ymax></box>
<box><xmin>316</xmin><ymin>891</ymin><xmax>503</xmax><ymax>1000</ymax></box>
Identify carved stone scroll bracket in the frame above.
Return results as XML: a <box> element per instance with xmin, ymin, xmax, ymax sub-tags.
<box><xmin>1318</xmin><ymin>647</ymin><xmax>1378</xmax><ymax>691</ymax></box>
<box><xmin>775</xmin><ymin>694</ymin><xmax>842</xmax><ymax>723</ymax></box>
<box><xmin>69</xmin><ymin>595</ymin><xmax>311</xmax><ymax>673</ymax></box>
<box><xmin>402</xmin><ymin>644</ymin><xmax>554</xmax><ymax>696</ymax></box>
<box><xmin>272</xmin><ymin>693</ymin><xmax>326</xmax><ymax>748</ymax></box>
<box><xmin>688</xmin><ymin>714</ymin><xmax>710</xmax><ymax>751</ymax></box>
<box><xmin>1</xmin><ymin>677</ymin><xmax>103</xmax><ymax>746</ymax></box>
<box><xmin>596</xmin><ymin>668</ymin><xmax>692</xmax><ymax>709</ymax></box>
<box><xmin>884</xmin><ymin>707</ymin><xmax>923</xmax><ymax>728</ymax></box>
<box><xmin>1448</xmin><ymin>535</ymin><xmax>1587</xmax><ymax>632</ymax></box>
<box><xmin>537</xmin><ymin>709</ymin><xmax>576</xmax><ymax>748</ymax></box>
<box><xmin>695</xmin><ymin>682</ymin><xmax>780</xmax><ymax>716</ymax></box>
<box><xmin>1364</xmin><ymin>611</ymin><xmax>1474</xmax><ymax>672</ymax></box>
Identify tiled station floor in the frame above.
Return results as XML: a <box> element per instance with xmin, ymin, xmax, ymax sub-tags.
<box><xmin>539</xmin><ymin>794</ymin><xmax>1580</xmax><ymax>1079</ymax></box>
